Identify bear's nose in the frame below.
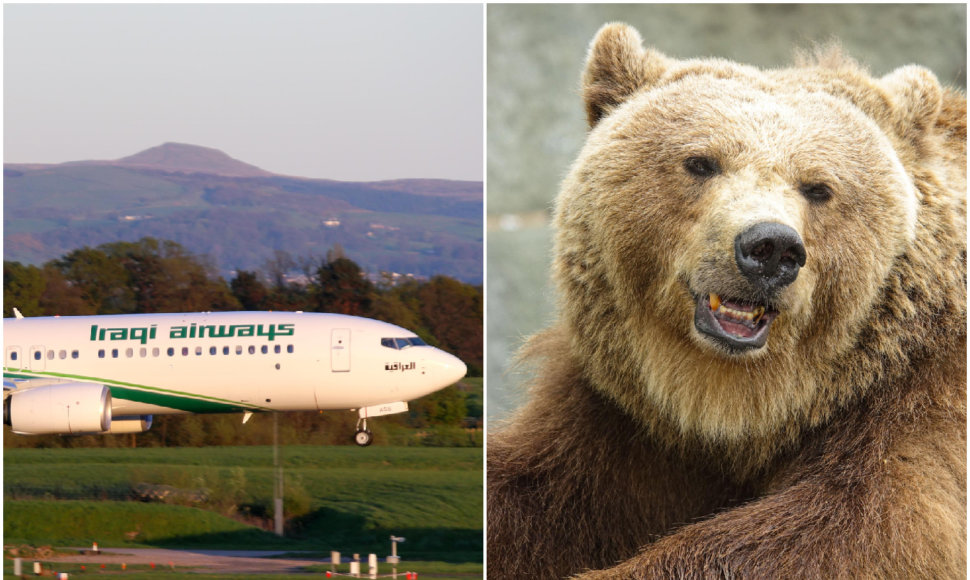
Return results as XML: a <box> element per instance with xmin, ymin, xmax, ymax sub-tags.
<box><xmin>734</xmin><ymin>222</ymin><xmax>806</xmax><ymax>295</ymax></box>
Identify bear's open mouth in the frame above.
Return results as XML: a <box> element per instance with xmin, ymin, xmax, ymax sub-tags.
<box><xmin>693</xmin><ymin>293</ymin><xmax>778</xmax><ymax>352</ymax></box>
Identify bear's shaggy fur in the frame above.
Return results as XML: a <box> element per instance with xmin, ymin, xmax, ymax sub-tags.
<box><xmin>487</xmin><ymin>23</ymin><xmax>966</xmax><ymax>579</ymax></box>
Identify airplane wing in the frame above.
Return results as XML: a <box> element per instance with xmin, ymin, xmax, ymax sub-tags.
<box><xmin>3</xmin><ymin>375</ymin><xmax>89</xmax><ymax>394</ymax></box>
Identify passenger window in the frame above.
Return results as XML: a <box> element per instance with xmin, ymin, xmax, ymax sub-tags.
<box><xmin>59</xmin><ymin>350</ymin><xmax>67</xmax><ymax>360</ymax></box>
<box><xmin>33</xmin><ymin>351</ymin><xmax>41</xmax><ymax>360</ymax></box>
<box><xmin>209</xmin><ymin>346</ymin><xmax>217</xmax><ymax>356</ymax></box>
<box><xmin>98</xmin><ymin>350</ymin><xmax>105</xmax><ymax>359</ymax></box>
<box><xmin>71</xmin><ymin>350</ymin><xmax>79</xmax><ymax>359</ymax></box>
<box><xmin>248</xmin><ymin>345</ymin><xmax>256</xmax><ymax>355</ymax></box>
<box><xmin>287</xmin><ymin>345</ymin><xmax>294</xmax><ymax>354</ymax></box>
<box><xmin>261</xmin><ymin>345</ymin><xmax>269</xmax><ymax>354</ymax></box>
<box><xmin>195</xmin><ymin>347</ymin><xmax>203</xmax><ymax>356</ymax></box>
<box><xmin>10</xmin><ymin>352</ymin><xmax>17</xmax><ymax>361</ymax></box>
<box><xmin>139</xmin><ymin>348</ymin><xmax>147</xmax><ymax>358</ymax></box>
<box><xmin>182</xmin><ymin>347</ymin><xmax>189</xmax><ymax>356</ymax></box>
<box><xmin>167</xmin><ymin>347</ymin><xmax>175</xmax><ymax>357</ymax></box>
<box><xmin>152</xmin><ymin>348</ymin><xmax>160</xmax><ymax>357</ymax></box>
<box><xmin>223</xmin><ymin>346</ymin><xmax>230</xmax><ymax>355</ymax></box>
<box><xmin>111</xmin><ymin>349</ymin><xmax>119</xmax><ymax>358</ymax></box>
<box><xmin>236</xmin><ymin>345</ymin><xmax>243</xmax><ymax>355</ymax></box>
<box><xmin>274</xmin><ymin>345</ymin><xmax>281</xmax><ymax>354</ymax></box>
<box><xmin>47</xmin><ymin>350</ymin><xmax>55</xmax><ymax>360</ymax></box>
<box><xmin>125</xmin><ymin>348</ymin><xmax>133</xmax><ymax>358</ymax></box>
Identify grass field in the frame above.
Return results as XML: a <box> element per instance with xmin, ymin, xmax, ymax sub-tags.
<box><xmin>4</xmin><ymin>445</ymin><xmax>482</xmax><ymax>568</ymax></box>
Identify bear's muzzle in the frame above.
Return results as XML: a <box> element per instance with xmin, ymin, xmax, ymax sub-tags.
<box><xmin>691</xmin><ymin>222</ymin><xmax>805</xmax><ymax>353</ymax></box>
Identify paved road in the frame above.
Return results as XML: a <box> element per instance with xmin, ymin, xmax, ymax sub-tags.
<box><xmin>51</xmin><ymin>547</ymin><xmax>327</xmax><ymax>574</ymax></box>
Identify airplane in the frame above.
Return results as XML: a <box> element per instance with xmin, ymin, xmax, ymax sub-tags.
<box><xmin>2</xmin><ymin>310</ymin><xmax>467</xmax><ymax>446</ymax></box>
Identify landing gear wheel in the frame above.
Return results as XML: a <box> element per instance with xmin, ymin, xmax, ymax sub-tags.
<box><xmin>354</xmin><ymin>429</ymin><xmax>373</xmax><ymax>447</ymax></box>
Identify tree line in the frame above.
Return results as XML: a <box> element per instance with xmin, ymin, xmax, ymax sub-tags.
<box><xmin>3</xmin><ymin>237</ymin><xmax>482</xmax><ymax>448</ymax></box>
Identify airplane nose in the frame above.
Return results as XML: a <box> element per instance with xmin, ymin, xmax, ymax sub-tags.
<box><xmin>433</xmin><ymin>350</ymin><xmax>467</xmax><ymax>387</ymax></box>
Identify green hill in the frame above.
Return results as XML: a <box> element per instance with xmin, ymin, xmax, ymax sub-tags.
<box><xmin>4</xmin><ymin>144</ymin><xmax>483</xmax><ymax>283</ymax></box>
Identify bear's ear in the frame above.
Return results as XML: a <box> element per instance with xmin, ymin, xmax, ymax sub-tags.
<box><xmin>879</xmin><ymin>65</ymin><xmax>943</xmax><ymax>140</ymax></box>
<box><xmin>582</xmin><ymin>23</ymin><xmax>669</xmax><ymax>128</ymax></box>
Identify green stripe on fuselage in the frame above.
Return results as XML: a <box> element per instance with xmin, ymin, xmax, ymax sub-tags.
<box><xmin>107</xmin><ymin>386</ymin><xmax>250</xmax><ymax>414</ymax></box>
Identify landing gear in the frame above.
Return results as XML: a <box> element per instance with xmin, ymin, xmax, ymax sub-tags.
<box><xmin>354</xmin><ymin>417</ymin><xmax>372</xmax><ymax>447</ymax></box>
<box><xmin>354</xmin><ymin>429</ymin><xmax>373</xmax><ymax>446</ymax></box>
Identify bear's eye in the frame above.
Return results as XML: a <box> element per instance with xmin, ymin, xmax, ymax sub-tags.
<box><xmin>683</xmin><ymin>156</ymin><xmax>720</xmax><ymax>179</ymax></box>
<box><xmin>799</xmin><ymin>182</ymin><xmax>833</xmax><ymax>202</ymax></box>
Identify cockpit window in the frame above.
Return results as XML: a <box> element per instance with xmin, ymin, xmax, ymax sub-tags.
<box><xmin>381</xmin><ymin>336</ymin><xmax>427</xmax><ymax>350</ymax></box>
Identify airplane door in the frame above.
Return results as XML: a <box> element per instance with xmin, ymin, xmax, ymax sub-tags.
<box><xmin>5</xmin><ymin>347</ymin><xmax>23</xmax><ymax>370</ymax></box>
<box><xmin>331</xmin><ymin>329</ymin><xmax>350</xmax><ymax>372</ymax></box>
<box><xmin>29</xmin><ymin>346</ymin><xmax>45</xmax><ymax>371</ymax></box>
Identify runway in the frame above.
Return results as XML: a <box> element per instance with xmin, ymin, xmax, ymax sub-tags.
<box><xmin>50</xmin><ymin>547</ymin><xmax>327</xmax><ymax>574</ymax></box>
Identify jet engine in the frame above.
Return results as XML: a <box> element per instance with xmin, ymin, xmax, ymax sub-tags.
<box><xmin>3</xmin><ymin>383</ymin><xmax>112</xmax><ymax>435</ymax></box>
<box><xmin>108</xmin><ymin>415</ymin><xmax>153</xmax><ymax>434</ymax></box>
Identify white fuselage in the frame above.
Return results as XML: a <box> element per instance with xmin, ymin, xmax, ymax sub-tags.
<box><xmin>3</xmin><ymin>311</ymin><xmax>467</xmax><ymax>417</ymax></box>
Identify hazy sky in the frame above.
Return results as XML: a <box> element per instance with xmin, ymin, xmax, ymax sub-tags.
<box><xmin>4</xmin><ymin>4</ymin><xmax>483</xmax><ymax>181</ymax></box>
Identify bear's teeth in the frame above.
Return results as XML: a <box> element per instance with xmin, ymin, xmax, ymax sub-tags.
<box><xmin>708</xmin><ymin>294</ymin><xmax>766</xmax><ymax>324</ymax></box>
<box><xmin>709</xmin><ymin>293</ymin><xmax>721</xmax><ymax>310</ymax></box>
<box><xmin>752</xmin><ymin>305</ymin><xmax>765</xmax><ymax>323</ymax></box>
<box><xmin>720</xmin><ymin>305</ymin><xmax>754</xmax><ymax>320</ymax></box>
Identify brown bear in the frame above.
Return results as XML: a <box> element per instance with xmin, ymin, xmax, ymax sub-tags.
<box><xmin>487</xmin><ymin>23</ymin><xmax>966</xmax><ymax>579</ymax></box>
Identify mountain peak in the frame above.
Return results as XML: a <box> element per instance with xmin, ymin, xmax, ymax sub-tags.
<box><xmin>115</xmin><ymin>142</ymin><xmax>273</xmax><ymax>178</ymax></box>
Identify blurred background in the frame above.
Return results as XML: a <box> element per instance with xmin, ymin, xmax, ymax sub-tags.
<box><xmin>486</xmin><ymin>4</ymin><xmax>967</xmax><ymax>423</ymax></box>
